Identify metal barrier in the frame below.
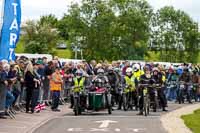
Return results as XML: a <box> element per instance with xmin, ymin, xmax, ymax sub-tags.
<box><xmin>0</xmin><ymin>84</ymin><xmax>6</xmax><ymax>113</ymax></box>
<box><xmin>0</xmin><ymin>78</ymin><xmax>72</xmax><ymax>119</ymax></box>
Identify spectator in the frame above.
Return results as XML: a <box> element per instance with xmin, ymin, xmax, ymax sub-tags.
<box><xmin>43</xmin><ymin>61</ymin><xmax>54</xmax><ymax>101</ymax></box>
<box><xmin>87</xmin><ymin>60</ymin><xmax>96</xmax><ymax>75</ymax></box>
<box><xmin>122</xmin><ymin>61</ymin><xmax>130</xmax><ymax>75</ymax></box>
<box><xmin>8</xmin><ymin>64</ymin><xmax>20</xmax><ymax>107</ymax></box>
<box><xmin>0</xmin><ymin>62</ymin><xmax>8</xmax><ymax>118</ymax></box>
<box><xmin>18</xmin><ymin>60</ymin><xmax>25</xmax><ymax>103</ymax></box>
<box><xmin>50</xmin><ymin>67</ymin><xmax>63</xmax><ymax>112</ymax></box>
<box><xmin>36</xmin><ymin>60</ymin><xmax>45</xmax><ymax>102</ymax></box>
<box><xmin>24</xmin><ymin>61</ymin><xmax>40</xmax><ymax>113</ymax></box>
<box><xmin>5</xmin><ymin>80</ymin><xmax>15</xmax><ymax>115</ymax></box>
<box><xmin>63</xmin><ymin>64</ymin><xmax>74</xmax><ymax>98</ymax></box>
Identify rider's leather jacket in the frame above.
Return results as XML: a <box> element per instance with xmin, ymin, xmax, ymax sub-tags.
<box><xmin>106</xmin><ymin>71</ymin><xmax>119</xmax><ymax>89</ymax></box>
<box><xmin>152</xmin><ymin>73</ymin><xmax>163</xmax><ymax>85</ymax></box>
<box><xmin>179</xmin><ymin>72</ymin><xmax>191</xmax><ymax>83</ymax></box>
<box><xmin>139</xmin><ymin>74</ymin><xmax>153</xmax><ymax>85</ymax></box>
<box><xmin>93</xmin><ymin>74</ymin><xmax>109</xmax><ymax>86</ymax></box>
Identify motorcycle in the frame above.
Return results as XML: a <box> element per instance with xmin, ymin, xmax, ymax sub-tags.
<box><xmin>177</xmin><ymin>81</ymin><xmax>185</xmax><ymax>104</ymax></box>
<box><xmin>122</xmin><ymin>85</ymin><xmax>134</xmax><ymax>111</ymax></box>
<box><xmin>139</xmin><ymin>84</ymin><xmax>150</xmax><ymax>116</ymax></box>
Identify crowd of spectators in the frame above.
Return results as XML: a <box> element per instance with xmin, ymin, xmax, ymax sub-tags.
<box><xmin>0</xmin><ymin>56</ymin><xmax>200</xmax><ymax>118</ymax></box>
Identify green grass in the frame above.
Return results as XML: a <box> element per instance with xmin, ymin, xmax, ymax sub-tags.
<box><xmin>15</xmin><ymin>39</ymin><xmax>72</xmax><ymax>58</ymax></box>
<box><xmin>15</xmin><ymin>39</ymin><xmax>25</xmax><ymax>53</ymax></box>
<box><xmin>54</xmin><ymin>49</ymin><xmax>72</xmax><ymax>58</ymax></box>
<box><xmin>181</xmin><ymin>109</ymin><xmax>200</xmax><ymax>133</ymax></box>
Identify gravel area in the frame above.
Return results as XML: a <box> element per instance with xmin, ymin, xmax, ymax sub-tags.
<box><xmin>161</xmin><ymin>103</ymin><xmax>200</xmax><ymax>133</ymax></box>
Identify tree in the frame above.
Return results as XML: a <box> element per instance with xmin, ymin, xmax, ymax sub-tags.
<box><xmin>111</xmin><ymin>0</ymin><xmax>153</xmax><ymax>60</ymax></box>
<box><xmin>23</xmin><ymin>20</ymin><xmax>60</xmax><ymax>54</ymax></box>
<box><xmin>58</xmin><ymin>0</ymin><xmax>153</xmax><ymax>61</ymax></box>
<box><xmin>39</xmin><ymin>14</ymin><xmax>58</xmax><ymax>27</ymax></box>
<box><xmin>150</xmin><ymin>6</ymin><xmax>200</xmax><ymax>63</ymax></box>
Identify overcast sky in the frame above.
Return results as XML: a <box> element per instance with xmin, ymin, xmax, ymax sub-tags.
<box><xmin>0</xmin><ymin>0</ymin><xmax>200</xmax><ymax>23</ymax></box>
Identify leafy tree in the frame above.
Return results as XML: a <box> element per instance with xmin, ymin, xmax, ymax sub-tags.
<box><xmin>111</xmin><ymin>0</ymin><xmax>153</xmax><ymax>60</ymax></box>
<box><xmin>58</xmin><ymin>0</ymin><xmax>153</xmax><ymax>61</ymax></box>
<box><xmin>23</xmin><ymin>20</ymin><xmax>59</xmax><ymax>54</ymax></box>
<box><xmin>39</xmin><ymin>14</ymin><xmax>58</xmax><ymax>27</ymax></box>
<box><xmin>150</xmin><ymin>6</ymin><xmax>200</xmax><ymax>63</ymax></box>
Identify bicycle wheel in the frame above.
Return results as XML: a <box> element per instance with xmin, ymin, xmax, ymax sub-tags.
<box><xmin>144</xmin><ymin>96</ymin><xmax>148</xmax><ymax>116</ymax></box>
<box><xmin>74</xmin><ymin>97</ymin><xmax>79</xmax><ymax>116</ymax></box>
<box><xmin>123</xmin><ymin>94</ymin><xmax>128</xmax><ymax>111</ymax></box>
<box><xmin>129</xmin><ymin>92</ymin><xmax>133</xmax><ymax>110</ymax></box>
<box><xmin>147</xmin><ymin>94</ymin><xmax>150</xmax><ymax>115</ymax></box>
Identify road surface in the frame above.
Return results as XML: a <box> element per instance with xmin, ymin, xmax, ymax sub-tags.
<box><xmin>33</xmin><ymin>103</ymin><xmax>186</xmax><ymax>133</ymax></box>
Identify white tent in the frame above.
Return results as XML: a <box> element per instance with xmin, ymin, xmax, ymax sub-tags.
<box><xmin>16</xmin><ymin>53</ymin><xmax>53</xmax><ymax>61</ymax></box>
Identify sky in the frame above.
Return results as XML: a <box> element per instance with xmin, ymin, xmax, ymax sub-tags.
<box><xmin>0</xmin><ymin>0</ymin><xmax>200</xmax><ymax>23</ymax></box>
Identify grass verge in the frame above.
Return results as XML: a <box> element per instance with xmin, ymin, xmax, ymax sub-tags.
<box><xmin>181</xmin><ymin>109</ymin><xmax>200</xmax><ymax>133</ymax></box>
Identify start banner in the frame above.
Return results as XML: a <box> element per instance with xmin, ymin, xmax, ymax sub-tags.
<box><xmin>0</xmin><ymin>0</ymin><xmax>21</xmax><ymax>61</ymax></box>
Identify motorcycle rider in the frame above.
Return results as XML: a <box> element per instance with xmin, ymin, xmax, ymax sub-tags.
<box><xmin>178</xmin><ymin>67</ymin><xmax>192</xmax><ymax>103</ymax></box>
<box><xmin>133</xmin><ymin>63</ymin><xmax>144</xmax><ymax>87</ymax></box>
<box><xmin>191</xmin><ymin>70</ymin><xmax>199</xmax><ymax>102</ymax></box>
<box><xmin>70</xmin><ymin>70</ymin><xmax>87</xmax><ymax>108</ymax></box>
<box><xmin>152</xmin><ymin>67</ymin><xmax>168</xmax><ymax>112</ymax></box>
<box><xmin>121</xmin><ymin>67</ymin><xmax>137</xmax><ymax>110</ymax></box>
<box><xmin>93</xmin><ymin>68</ymin><xmax>109</xmax><ymax>87</ymax></box>
<box><xmin>106</xmin><ymin>66</ymin><xmax>120</xmax><ymax>107</ymax></box>
<box><xmin>166</xmin><ymin>67</ymin><xmax>178</xmax><ymax>101</ymax></box>
<box><xmin>138</xmin><ymin>65</ymin><xmax>152</xmax><ymax>115</ymax></box>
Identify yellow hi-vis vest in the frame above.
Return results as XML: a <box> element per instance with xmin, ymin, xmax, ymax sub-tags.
<box><xmin>73</xmin><ymin>77</ymin><xmax>85</xmax><ymax>92</ymax></box>
<box><xmin>162</xmin><ymin>75</ymin><xmax>166</xmax><ymax>82</ymax></box>
<box><xmin>124</xmin><ymin>76</ymin><xmax>135</xmax><ymax>92</ymax></box>
<box><xmin>133</xmin><ymin>70</ymin><xmax>144</xmax><ymax>81</ymax></box>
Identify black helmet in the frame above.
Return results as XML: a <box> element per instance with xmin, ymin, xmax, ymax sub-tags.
<box><xmin>94</xmin><ymin>78</ymin><xmax>103</xmax><ymax>88</ymax></box>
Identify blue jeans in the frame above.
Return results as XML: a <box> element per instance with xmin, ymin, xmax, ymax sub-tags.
<box><xmin>5</xmin><ymin>91</ymin><xmax>15</xmax><ymax>109</ymax></box>
<box><xmin>168</xmin><ymin>87</ymin><xmax>177</xmax><ymax>101</ymax></box>
<box><xmin>0</xmin><ymin>84</ymin><xmax>7</xmax><ymax>111</ymax></box>
<box><xmin>166</xmin><ymin>84</ymin><xmax>177</xmax><ymax>101</ymax></box>
<box><xmin>51</xmin><ymin>91</ymin><xmax>60</xmax><ymax>110</ymax></box>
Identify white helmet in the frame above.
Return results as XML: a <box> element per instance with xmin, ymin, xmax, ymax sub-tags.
<box><xmin>152</xmin><ymin>67</ymin><xmax>160</xmax><ymax>72</ymax></box>
<box><xmin>76</xmin><ymin>69</ymin><xmax>83</xmax><ymax>75</ymax></box>
<box><xmin>133</xmin><ymin>64</ymin><xmax>140</xmax><ymax>72</ymax></box>
<box><xmin>97</xmin><ymin>68</ymin><xmax>105</xmax><ymax>74</ymax></box>
<box><xmin>126</xmin><ymin>67</ymin><xmax>132</xmax><ymax>73</ymax></box>
<box><xmin>108</xmin><ymin>66</ymin><xmax>113</xmax><ymax>71</ymax></box>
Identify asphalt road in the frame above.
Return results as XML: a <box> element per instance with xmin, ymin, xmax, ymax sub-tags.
<box><xmin>33</xmin><ymin>103</ymin><xmax>186</xmax><ymax>133</ymax></box>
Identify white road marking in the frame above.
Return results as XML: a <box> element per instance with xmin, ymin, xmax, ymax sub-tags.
<box><xmin>128</xmin><ymin>128</ymin><xmax>146</xmax><ymax>132</ymax></box>
<box><xmin>90</xmin><ymin>128</ymin><xmax>108</xmax><ymax>132</ymax></box>
<box><xmin>115</xmin><ymin>128</ymin><xmax>121</xmax><ymax>132</ymax></box>
<box><xmin>67</xmin><ymin>128</ymin><xmax>83</xmax><ymax>132</ymax></box>
<box><xmin>60</xmin><ymin>115</ymin><xmax>160</xmax><ymax>119</ymax></box>
<box><xmin>95</xmin><ymin>120</ymin><xmax>118</xmax><ymax>128</ymax></box>
<box><xmin>66</xmin><ymin>128</ymin><xmax>147</xmax><ymax>132</ymax></box>
<box><xmin>133</xmin><ymin>129</ymin><xmax>139</xmax><ymax>132</ymax></box>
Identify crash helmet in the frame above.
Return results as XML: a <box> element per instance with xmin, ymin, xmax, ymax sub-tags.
<box><xmin>97</xmin><ymin>68</ymin><xmax>105</xmax><ymax>74</ymax></box>
<box><xmin>126</xmin><ymin>67</ymin><xmax>132</xmax><ymax>76</ymax></box>
<box><xmin>94</xmin><ymin>78</ymin><xmax>103</xmax><ymax>88</ymax></box>
<box><xmin>76</xmin><ymin>69</ymin><xmax>83</xmax><ymax>77</ymax></box>
<box><xmin>126</xmin><ymin>67</ymin><xmax>132</xmax><ymax>73</ymax></box>
<box><xmin>143</xmin><ymin>65</ymin><xmax>151</xmax><ymax>73</ymax></box>
<box><xmin>133</xmin><ymin>63</ymin><xmax>140</xmax><ymax>72</ymax></box>
<box><xmin>152</xmin><ymin>67</ymin><xmax>160</xmax><ymax>72</ymax></box>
